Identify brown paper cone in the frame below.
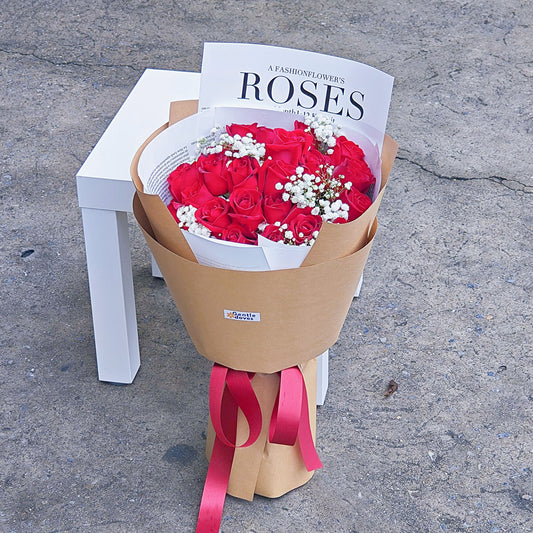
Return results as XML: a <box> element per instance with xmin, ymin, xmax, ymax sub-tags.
<box><xmin>130</xmin><ymin>101</ymin><xmax>397</xmax><ymax>372</ymax></box>
<box><xmin>130</xmin><ymin>102</ymin><xmax>397</xmax><ymax>504</ymax></box>
<box><xmin>134</xmin><ymin>193</ymin><xmax>377</xmax><ymax>373</ymax></box>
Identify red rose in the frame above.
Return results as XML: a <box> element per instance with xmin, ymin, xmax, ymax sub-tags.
<box><xmin>264</xmin><ymin>142</ymin><xmax>303</xmax><ymax>166</ymax></box>
<box><xmin>300</xmin><ymin>147</ymin><xmax>326</xmax><ymax>174</ymax></box>
<box><xmin>275</xmin><ymin>127</ymin><xmax>314</xmax><ymax>153</ymax></box>
<box><xmin>338</xmin><ymin>188</ymin><xmax>372</xmax><ymax>222</ymax></box>
<box><xmin>327</xmin><ymin>136</ymin><xmax>366</xmax><ymax>166</ymax></box>
<box><xmin>261</xmin><ymin>224</ymin><xmax>284</xmax><ymax>242</ymax></box>
<box><xmin>194</xmin><ymin>197</ymin><xmax>231</xmax><ymax>238</ymax></box>
<box><xmin>282</xmin><ymin>207</ymin><xmax>322</xmax><ymax>245</ymax></box>
<box><xmin>228</xmin><ymin>187</ymin><xmax>264</xmax><ymax>234</ymax></box>
<box><xmin>258</xmin><ymin>159</ymin><xmax>295</xmax><ymax>197</ymax></box>
<box><xmin>253</xmin><ymin>125</ymin><xmax>278</xmax><ymax>145</ymax></box>
<box><xmin>226</xmin><ymin>123</ymin><xmax>277</xmax><ymax>144</ymax></box>
<box><xmin>265</xmin><ymin>128</ymin><xmax>313</xmax><ymax>166</ymax></box>
<box><xmin>226</xmin><ymin>156</ymin><xmax>259</xmax><ymax>189</ymax></box>
<box><xmin>232</xmin><ymin>174</ymin><xmax>259</xmax><ymax>193</ymax></box>
<box><xmin>180</xmin><ymin>179</ymin><xmax>215</xmax><ymax>209</ymax></box>
<box><xmin>197</xmin><ymin>153</ymin><xmax>230</xmax><ymax>196</ymax></box>
<box><xmin>226</xmin><ymin>123</ymin><xmax>260</xmax><ymax>138</ymax></box>
<box><xmin>333</xmin><ymin>157</ymin><xmax>375</xmax><ymax>195</ymax></box>
<box><xmin>229</xmin><ymin>187</ymin><xmax>262</xmax><ymax>216</ymax></box>
<box><xmin>221</xmin><ymin>223</ymin><xmax>257</xmax><ymax>245</ymax></box>
<box><xmin>262</xmin><ymin>192</ymin><xmax>292</xmax><ymax>224</ymax></box>
<box><xmin>167</xmin><ymin>162</ymin><xmax>203</xmax><ymax>203</ymax></box>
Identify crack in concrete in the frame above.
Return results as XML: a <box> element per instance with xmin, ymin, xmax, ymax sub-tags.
<box><xmin>396</xmin><ymin>154</ymin><xmax>531</xmax><ymax>193</ymax></box>
<box><xmin>0</xmin><ymin>47</ymin><xmax>140</xmax><ymax>71</ymax></box>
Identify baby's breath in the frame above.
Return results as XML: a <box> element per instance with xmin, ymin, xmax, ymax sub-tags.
<box><xmin>271</xmin><ymin>226</ymin><xmax>317</xmax><ymax>247</ymax></box>
<box><xmin>303</xmin><ymin>114</ymin><xmax>342</xmax><ymax>153</ymax></box>
<box><xmin>281</xmin><ymin>165</ymin><xmax>350</xmax><ymax>222</ymax></box>
<box><xmin>203</xmin><ymin>131</ymin><xmax>266</xmax><ymax>162</ymax></box>
<box><xmin>174</xmin><ymin>205</ymin><xmax>212</xmax><ymax>237</ymax></box>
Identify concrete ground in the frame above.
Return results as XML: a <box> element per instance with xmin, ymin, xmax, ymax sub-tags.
<box><xmin>0</xmin><ymin>1</ymin><xmax>531</xmax><ymax>532</ymax></box>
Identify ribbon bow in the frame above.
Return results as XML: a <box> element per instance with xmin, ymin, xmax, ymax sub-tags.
<box><xmin>196</xmin><ymin>364</ymin><xmax>323</xmax><ymax>533</ymax></box>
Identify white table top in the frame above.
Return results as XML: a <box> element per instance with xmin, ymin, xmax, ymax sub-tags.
<box><xmin>77</xmin><ymin>69</ymin><xmax>200</xmax><ymax>211</ymax></box>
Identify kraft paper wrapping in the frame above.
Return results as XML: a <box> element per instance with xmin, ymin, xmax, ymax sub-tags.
<box><xmin>130</xmin><ymin>102</ymin><xmax>397</xmax><ymax>500</ymax></box>
<box><xmin>134</xmin><ymin>193</ymin><xmax>377</xmax><ymax>373</ymax></box>
<box><xmin>130</xmin><ymin>101</ymin><xmax>397</xmax><ymax>372</ymax></box>
<box><xmin>205</xmin><ymin>359</ymin><xmax>317</xmax><ymax>501</ymax></box>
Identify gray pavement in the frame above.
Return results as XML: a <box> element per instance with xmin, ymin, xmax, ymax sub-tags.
<box><xmin>0</xmin><ymin>1</ymin><xmax>532</xmax><ymax>532</ymax></box>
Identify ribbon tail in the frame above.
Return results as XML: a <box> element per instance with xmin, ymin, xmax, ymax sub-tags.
<box><xmin>297</xmin><ymin>372</ymin><xmax>323</xmax><ymax>471</ymax></box>
<box><xmin>196</xmin><ymin>383</ymin><xmax>237</xmax><ymax>533</ymax></box>
<box><xmin>269</xmin><ymin>366</ymin><xmax>323</xmax><ymax>472</ymax></box>
<box><xmin>197</xmin><ymin>365</ymin><xmax>264</xmax><ymax>531</ymax></box>
<box><xmin>195</xmin><ymin>434</ymin><xmax>235</xmax><ymax>533</ymax></box>
<box><xmin>269</xmin><ymin>367</ymin><xmax>302</xmax><ymax>445</ymax></box>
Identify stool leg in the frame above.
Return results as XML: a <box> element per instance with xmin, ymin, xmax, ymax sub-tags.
<box><xmin>81</xmin><ymin>207</ymin><xmax>140</xmax><ymax>383</ymax></box>
<box><xmin>354</xmin><ymin>273</ymin><xmax>364</xmax><ymax>298</ymax></box>
<box><xmin>151</xmin><ymin>254</ymin><xmax>163</xmax><ymax>278</ymax></box>
<box><xmin>316</xmin><ymin>350</ymin><xmax>329</xmax><ymax>406</ymax></box>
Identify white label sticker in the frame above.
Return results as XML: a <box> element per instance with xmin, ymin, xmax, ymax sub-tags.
<box><xmin>224</xmin><ymin>310</ymin><xmax>261</xmax><ymax>322</ymax></box>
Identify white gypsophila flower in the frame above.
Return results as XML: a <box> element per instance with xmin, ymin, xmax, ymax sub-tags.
<box><xmin>189</xmin><ymin>221</ymin><xmax>212</xmax><ymax>237</ymax></box>
<box><xmin>203</xmin><ymin>131</ymin><xmax>266</xmax><ymax>161</ymax></box>
<box><xmin>194</xmin><ymin>125</ymin><xmax>222</xmax><ymax>156</ymax></box>
<box><xmin>281</xmin><ymin>162</ymin><xmax>354</xmax><ymax>218</ymax></box>
<box><xmin>175</xmin><ymin>205</ymin><xmax>213</xmax><ymax>236</ymax></box>
<box><xmin>303</xmin><ymin>113</ymin><xmax>341</xmax><ymax>151</ymax></box>
<box><xmin>177</xmin><ymin>209</ymin><xmax>194</xmax><ymax>233</ymax></box>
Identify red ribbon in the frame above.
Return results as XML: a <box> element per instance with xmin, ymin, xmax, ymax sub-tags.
<box><xmin>195</xmin><ymin>363</ymin><xmax>323</xmax><ymax>533</ymax></box>
<box><xmin>270</xmin><ymin>366</ymin><xmax>323</xmax><ymax>471</ymax></box>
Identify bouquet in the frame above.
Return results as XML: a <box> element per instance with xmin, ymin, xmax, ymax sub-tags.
<box><xmin>166</xmin><ymin>114</ymin><xmax>378</xmax><ymax>255</ymax></box>
<box><xmin>131</xmin><ymin>101</ymin><xmax>398</xmax><ymax>533</ymax></box>
<box><xmin>129</xmin><ymin>40</ymin><xmax>399</xmax><ymax>532</ymax></box>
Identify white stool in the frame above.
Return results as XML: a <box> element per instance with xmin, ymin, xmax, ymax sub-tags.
<box><xmin>76</xmin><ymin>69</ymin><xmax>336</xmax><ymax>404</ymax></box>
